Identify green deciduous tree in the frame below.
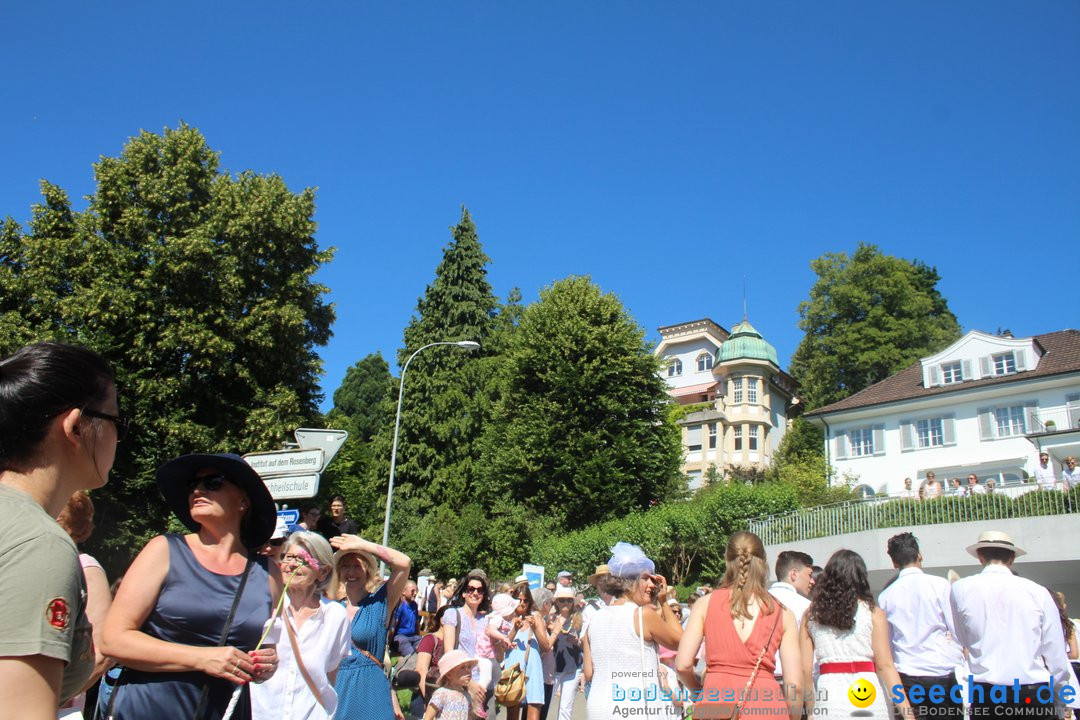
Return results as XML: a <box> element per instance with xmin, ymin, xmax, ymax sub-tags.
<box><xmin>789</xmin><ymin>243</ymin><xmax>961</xmax><ymax>410</ymax></box>
<box><xmin>0</xmin><ymin>124</ymin><xmax>334</xmax><ymax>573</ymax></box>
<box><xmin>482</xmin><ymin>275</ymin><xmax>684</xmax><ymax>530</ymax></box>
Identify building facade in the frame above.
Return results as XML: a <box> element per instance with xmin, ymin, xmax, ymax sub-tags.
<box><xmin>806</xmin><ymin>329</ymin><xmax>1080</xmax><ymax>495</ymax></box>
<box><xmin>655</xmin><ymin>318</ymin><xmax>797</xmax><ymax>490</ymax></box>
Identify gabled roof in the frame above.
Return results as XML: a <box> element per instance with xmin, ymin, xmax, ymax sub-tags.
<box><xmin>806</xmin><ymin>329</ymin><xmax>1080</xmax><ymax>417</ymax></box>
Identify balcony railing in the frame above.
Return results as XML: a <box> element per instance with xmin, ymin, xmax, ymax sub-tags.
<box><xmin>749</xmin><ymin>486</ymin><xmax>1080</xmax><ymax>546</ymax></box>
<box><xmin>1029</xmin><ymin>404</ymin><xmax>1080</xmax><ymax>434</ymax></box>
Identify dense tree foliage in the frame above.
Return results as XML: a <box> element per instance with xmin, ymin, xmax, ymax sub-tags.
<box><xmin>0</xmin><ymin>125</ymin><xmax>333</xmax><ymax>573</ymax></box>
<box><xmin>332</xmin><ymin>353</ymin><xmax>393</xmax><ymax>443</ymax></box>
<box><xmin>789</xmin><ymin>243</ymin><xmax>961</xmax><ymax>410</ymax></box>
<box><xmin>481</xmin><ymin>276</ymin><xmax>685</xmax><ymax>528</ymax></box>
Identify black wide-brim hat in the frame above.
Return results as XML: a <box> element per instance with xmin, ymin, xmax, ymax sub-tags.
<box><xmin>156</xmin><ymin>453</ymin><xmax>276</xmax><ymax>549</ymax></box>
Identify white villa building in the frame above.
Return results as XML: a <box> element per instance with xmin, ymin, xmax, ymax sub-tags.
<box><xmin>805</xmin><ymin>329</ymin><xmax>1080</xmax><ymax>496</ymax></box>
<box><xmin>655</xmin><ymin>318</ymin><xmax>797</xmax><ymax>489</ymax></box>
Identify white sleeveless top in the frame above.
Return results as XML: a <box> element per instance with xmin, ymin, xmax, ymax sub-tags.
<box><xmin>807</xmin><ymin>600</ymin><xmax>874</xmax><ymax>663</ymax></box>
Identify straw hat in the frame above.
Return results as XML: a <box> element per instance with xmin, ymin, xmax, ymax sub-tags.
<box><xmin>587</xmin><ymin>564</ymin><xmax>610</xmax><ymax>586</ymax></box>
<box><xmin>553</xmin><ymin>585</ymin><xmax>576</xmax><ymax>600</ymax></box>
<box><xmin>966</xmin><ymin>530</ymin><xmax>1026</xmax><ymax>558</ymax></box>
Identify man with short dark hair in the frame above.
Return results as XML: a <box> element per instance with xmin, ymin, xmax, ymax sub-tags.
<box><xmin>320</xmin><ymin>494</ymin><xmax>359</xmax><ymax>539</ymax></box>
<box><xmin>950</xmin><ymin>531</ymin><xmax>1071</xmax><ymax>717</ymax></box>
<box><xmin>768</xmin><ymin>550</ymin><xmax>813</xmax><ymax>683</ymax></box>
<box><xmin>878</xmin><ymin>532</ymin><xmax>964</xmax><ymax>718</ymax></box>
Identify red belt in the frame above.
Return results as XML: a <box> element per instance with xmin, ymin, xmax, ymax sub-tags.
<box><xmin>819</xmin><ymin>662</ymin><xmax>876</xmax><ymax>674</ymax></box>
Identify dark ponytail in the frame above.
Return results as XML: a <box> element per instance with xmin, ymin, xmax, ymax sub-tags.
<box><xmin>0</xmin><ymin>342</ymin><xmax>115</xmax><ymax>471</ymax></box>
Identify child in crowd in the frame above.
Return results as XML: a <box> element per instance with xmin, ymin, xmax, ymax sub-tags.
<box><xmin>426</xmin><ymin>650</ymin><xmax>477</xmax><ymax>720</ymax></box>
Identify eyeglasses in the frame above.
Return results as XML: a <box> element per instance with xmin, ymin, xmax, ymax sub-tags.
<box><xmin>463</xmin><ymin>586</ymin><xmax>485</xmax><ymax>595</ymax></box>
<box><xmin>269</xmin><ymin>538</ymin><xmax>286</xmax><ymax>547</ymax></box>
<box><xmin>281</xmin><ymin>554</ymin><xmax>312</xmax><ymax>567</ymax></box>
<box><xmin>82</xmin><ymin>408</ymin><xmax>130</xmax><ymax>442</ymax></box>
<box><xmin>186</xmin><ymin>473</ymin><xmax>230</xmax><ymax>493</ymax></box>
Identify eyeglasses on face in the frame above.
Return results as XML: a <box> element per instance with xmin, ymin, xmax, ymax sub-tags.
<box><xmin>280</xmin><ymin>554</ymin><xmax>312</xmax><ymax>567</ymax></box>
<box><xmin>82</xmin><ymin>408</ymin><xmax>131</xmax><ymax>442</ymax></box>
<box><xmin>186</xmin><ymin>473</ymin><xmax>231</xmax><ymax>493</ymax></box>
<box><xmin>269</xmin><ymin>538</ymin><xmax>286</xmax><ymax>547</ymax></box>
<box><xmin>463</xmin><ymin>585</ymin><xmax>485</xmax><ymax>595</ymax></box>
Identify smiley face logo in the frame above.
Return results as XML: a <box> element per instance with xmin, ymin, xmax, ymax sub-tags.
<box><xmin>847</xmin><ymin>679</ymin><xmax>876</xmax><ymax>708</ymax></box>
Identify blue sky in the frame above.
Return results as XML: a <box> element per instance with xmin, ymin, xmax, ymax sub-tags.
<box><xmin>3</xmin><ymin>3</ymin><xmax>1078</xmax><ymax>410</ymax></box>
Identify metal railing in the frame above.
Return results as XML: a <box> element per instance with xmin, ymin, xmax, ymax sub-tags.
<box><xmin>749</xmin><ymin>486</ymin><xmax>1080</xmax><ymax>546</ymax></box>
<box><xmin>1029</xmin><ymin>405</ymin><xmax>1080</xmax><ymax>434</ymax></box>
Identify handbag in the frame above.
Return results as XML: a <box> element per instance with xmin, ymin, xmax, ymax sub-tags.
<box><xmin>495</xmin><ymin>627</ymin><xmax>532</xmax><ymax>707</ymax></box>
<box><xmin>715</xmin><ymin>604</ymin><xmax>783</xmax><ymax>720</ymax></box>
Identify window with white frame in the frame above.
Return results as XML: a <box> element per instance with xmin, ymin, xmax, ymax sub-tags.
<box><xmin>747</xmin><ymin>378</ymin><xmax>758</xmax><ymax>404</ymax></box>
<box><xmin>849</xmin><ymin>427</ymin><xmax>874</xmax><ymax>457</ymax></box>
<box><xmin>667</xmin><ymin>358</ymin><xmax>682</xmax><ymax>377</ymax></box>
<box><xmin>941</xmin><ymin>361</ymin><xmax>963</xmax><ymax>384</ymax></box>
<box><xmin>708</xmin><ymin>423</ymin><xmax>717</xmax><ymax>449</ymax></box>
<box><xmin>917</xmin><ymin>418</ymin><xmax>944</xmax><ymax>448</ymax></box>
<box><xmin>748</xmin><ymin>426</ymin><xmax>759</xmax><ymax>450</ymax></box>
<box><xmin>978</xmin><ymin>402</ymin><xmax>1034</xmax><ymax>440</ymax></box>
<box><xmin>697</xmin><ymin>353</ymin><xmax>713</xmax><ymax>372</ymax></box>
<box><xmin>901</xmin><ymin>416</ymin><xmax>954</xmax><ymax>451</ymax></box>
<box><xmin>994</xmin><ymin>406</ymin><xmax>1026</xmax><ymax>437</ymax></box>
<box><xmin>732</xmin><ymin>378</ymin><xmax>744</xmax><ymax>403</ymax></box>
<box><xmin>686</xmin><ymin>424</ymin><xmax>702</xmax><ymax>452</ymax></box>
<box><xmin>734</xmin><ymin>426</ymin><xmax>743</xmax><ymax>450</ymax></box>
<box><xmin>992</xmin><ymin>352</ymin><xmax>1016</xmax><ymax>376</ymax></box>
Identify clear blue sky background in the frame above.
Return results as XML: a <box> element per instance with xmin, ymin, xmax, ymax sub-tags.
<box><xmin>3</xmin><ymin>2</ymin><xmax>1078</xmax><ymax>410</ymax></box>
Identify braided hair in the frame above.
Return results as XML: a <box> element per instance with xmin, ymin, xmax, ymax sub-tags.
<box><xmin>720</xmin><ymin>531</ymin><xmax>774</xmax><ymax>621</ymax></box>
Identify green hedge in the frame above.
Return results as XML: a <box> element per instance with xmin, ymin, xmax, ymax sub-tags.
<box><xmin>531</xmin><ymin>482</ymin><xmax>798</xmax><ymax>593</ymax></box>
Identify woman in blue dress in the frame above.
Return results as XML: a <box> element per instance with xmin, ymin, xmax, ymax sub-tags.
<box><xmin>503</xmin><ymin>581</ymin><xmax>552</xmax><ymax>720</ymax></box>
<box><xmin>101</xmin><ymin>453</ymin><xmax>283</xmax><ymax>720</ymax></box>
<box><xmin>329</xmin><ymin>534</ymin><xmax>412</xmax><ymax>720</ymax></box>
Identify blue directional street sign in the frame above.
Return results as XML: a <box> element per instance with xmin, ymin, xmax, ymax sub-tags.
<box><xmin>277</xmin><ymin>508</ymin><xmax>300</xmax><ymax>526</ymax></box>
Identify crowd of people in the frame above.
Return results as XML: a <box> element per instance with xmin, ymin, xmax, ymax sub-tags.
<box><xmin>896</xmin><ymin>455</ymin><xmax>1078</xmax><ymax>500</ymax></box>
<box><xmin>2</xmin><ymin>341</ymin><xmax>1079</xmax><ymax>720</ymax></box>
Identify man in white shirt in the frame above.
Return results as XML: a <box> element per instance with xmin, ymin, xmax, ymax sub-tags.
<box><xmin>1061</xmin><ymin>456</ymin><xmax>1080</xmax><ymax>491</ymax></box>
<box><xmin>950</xmin><ymin>530</ymin><xmax>1072</xmax><ymax>717</ymax></box>
<box><xmin>768</xmin><ymin>550</ymin><xmax>814</xmax><ymax>687</ymax></box>
<box><xmin>1034</xmin><ymin>451</ymin><xmax>1057</xmax><ymax>491</ymax></box>
<box><xmin>898</xmin><ymin>477</ymin><xmax>916</xmax><ymax>499</ymax></box>
<box><xmin>878</xmin><ymin>533</ymin><xmax>964</xmax><ymax>718</ymax></box>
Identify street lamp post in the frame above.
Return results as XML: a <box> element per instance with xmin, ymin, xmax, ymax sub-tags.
<box><xmin>380</xmin><ymin>340</ymin><xmax>480</xmax><ymax>572</ymax></box>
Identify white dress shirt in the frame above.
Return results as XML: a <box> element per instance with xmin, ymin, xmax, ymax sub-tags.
<box><xmin>950</xmin><ymin>564</ymin><xmax>1072</xmax><ymax>690</ymax></box>
<box><xmin>251</xmin><ymin>596</ymin><xmax>352</xmax><ymax>720</ymax></box>
<box><xmin>1062</xmin><ymin>467</ymin><xmax>1080</xmax><ymax>491</ymax></box>
<box><xmin>769</xmin><ymin>581</ymin><xmax>811</xmax><ymax>678</ymax></box>
<box><xmin>1034</xmin><ymin>462</ymin><xmax>1057</xmax><ymax>490</ymax></box>
<box><xmin>878</xmin><ymin>567</ymin><xmax>964</xmax><ymax>676</ymax></box>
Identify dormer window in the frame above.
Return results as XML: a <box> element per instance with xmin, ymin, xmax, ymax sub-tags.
<box><xmin>667</xmin><ymin>358</ymin><xmax>683</xmax><ymax>377</ymax></box>
<box><xmin>942</xmin><ymin>361</ymin><xmax>963</xmax><ymax>384</ymax></box>
<box><xmin>697</xmin><ymin>353</ymin><xmax>713</xmax><ymax>372</ymax></box>
<box><xmin>993</xmin><ymin>352</ymin><xmax>1016</xmax><ymax>376</ymax></box>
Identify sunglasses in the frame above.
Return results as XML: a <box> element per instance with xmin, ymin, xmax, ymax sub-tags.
<box><xmin>463</xmin><ymin>586</ymin><xmax>485</xmax><ymax>595</ymax></box>
<box><xmin>186</xmin><ymin>473</ymin><xmax>231</xmax><ymax>493</ymax></box>
<box><xmin>82</xmin><ymin>408</ymin><xmax>131</xmax><ymax>442</ymax></box>
<box><xmin>269</xmin><ymin>538</ymin><xmax>286</xmax><ymax>547</ymax></box>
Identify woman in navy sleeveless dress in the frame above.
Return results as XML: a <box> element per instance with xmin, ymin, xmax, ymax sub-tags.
<box><xmin>101</xmin><ymin>453</ymin><xmax>282</xmax><ymax>720</ymax></box>
<box><xmin>329</xmin><ymin>534</ymin><xmax>412</xmax><ymax>720</ymax></box>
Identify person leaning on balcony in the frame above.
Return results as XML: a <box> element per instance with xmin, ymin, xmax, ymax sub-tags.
<box><xmin>1061</xmin><ymin>457</ymin><xmax>1080</xmax><ymax>491</ymax></box>
<box><xmin>966</xmin><ymin>474</ymin><xmax>987</xmax><ymax>496</ymax></box>
<box><xmin>898</xmin><ymin>478</ymin><xmax>916</xmax><ymax>499</ymax></box>
<box><xmin>1034</xmin><ymin>451</ymin><xmax>1057</xmax><ymax>491</ymax></box>
<box><xmin>949</xmin><ymin>531</ymin><xmax>1072</xmax><ymax>718</ymax></box>
<box><xmin>923</xmin><ymin>472</ymin><xmax>943</xmax><ymax>499</ymax></box>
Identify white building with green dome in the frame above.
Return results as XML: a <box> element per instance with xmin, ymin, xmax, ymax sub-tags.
<box><xmin>655</xmin><ymin>317</ymin><xmax>798</xmax><ymax>489</ymax></box>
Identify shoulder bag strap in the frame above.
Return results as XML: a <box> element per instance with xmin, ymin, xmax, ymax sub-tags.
<box><xmin>192</xmin><ymin>556</ymin><xmax>255</xmax><ymax>720</ymax></box>
<box><xmin>285</xmin><ymin>607</ymin><xmax>331</xmax><ymax>712</ymax></box>
<box><xmin>733</xmin><ymin>605</ymin><xmax>783</xmax><ymax>714</ymax></box>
